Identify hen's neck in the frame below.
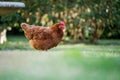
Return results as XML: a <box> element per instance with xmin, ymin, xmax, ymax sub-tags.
<box><xmin>50</xmin><ymin>23</ymin><xmax>63</xmax><ymax>38</ymax></box>
<box><xmin>50</xmin><ymin>23</ymin><xmax>60</xmax><ymax>31</ymax></box>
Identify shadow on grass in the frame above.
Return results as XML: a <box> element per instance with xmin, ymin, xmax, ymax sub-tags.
<box><xmin>63</xmin><ymin>39</ymin><xmax>120</xmax><ymax>46</ymax></box>
<box><xmin>0</xmin><ymin>36</ymin><xmax>32</xmax><ymax>50</ymax></box>
<box><xmin>0</xmin><ymin>35</ymin><xmax>120</xmax><ymax>50</ymax></box>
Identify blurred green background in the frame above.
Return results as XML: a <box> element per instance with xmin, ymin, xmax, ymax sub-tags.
<box><xmin>0</xmin><ymin>0</ymin><xmax>120</xmax><ymax>80</ymax></box>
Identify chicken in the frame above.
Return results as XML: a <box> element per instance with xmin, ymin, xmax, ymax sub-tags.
<box><xmin>21</xmin><ymin>21</ymin><xmax>65</xmax><ymax>50</ymax></box>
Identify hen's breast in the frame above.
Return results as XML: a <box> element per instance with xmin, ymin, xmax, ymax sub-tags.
<box><xmin>29</xmin><ymin>38</ymin><xmax>61</xmax><ymax>50</ymax></box>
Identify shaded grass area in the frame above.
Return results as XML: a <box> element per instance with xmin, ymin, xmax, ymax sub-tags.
<box><xmin>0</xmin><ymin>35</ymin><xmax>120</xmax><ymax>50</ymax></box>
<box><xmin>0</xmin><ymin>36</ymin><xmax>120</xmax><ymax>80</ymax></box>
<box><xmin>0</xmin><ymin>36</ymin><xmax>30</xmax><ymax>50</ymax></box>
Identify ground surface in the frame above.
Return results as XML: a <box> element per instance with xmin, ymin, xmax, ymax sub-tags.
<box><xmin>0</xmin><ymin>36</ymin><xmax>120</xmax><ymax>80</ymax></box>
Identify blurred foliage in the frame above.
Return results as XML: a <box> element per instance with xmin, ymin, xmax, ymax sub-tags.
<box><xmin>0</xmin><ymin>0</ymin><xmax>120</xmax><ymax>43</ymax></box>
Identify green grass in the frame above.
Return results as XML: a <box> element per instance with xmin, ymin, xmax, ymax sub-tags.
<box><xmin>0</xmin><ymin>36</ymin><xmax>120</xmax><ymax>80</ymax></box>
<box><xmin>0</xmin><ymin>36</ymin><xmax>30</xmax><ymax>50</ymax></box>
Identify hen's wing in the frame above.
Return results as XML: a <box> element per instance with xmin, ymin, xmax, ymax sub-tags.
<box><xmin>32</xmin><ymin>27</ymin><xmax>52</xmax><ymax>40</ymax></box>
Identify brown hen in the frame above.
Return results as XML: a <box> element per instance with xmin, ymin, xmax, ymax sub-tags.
<box><xmin>21</xmin><ymin>21</ymin><xmax>65</xmax><ymax>50</ymax></box>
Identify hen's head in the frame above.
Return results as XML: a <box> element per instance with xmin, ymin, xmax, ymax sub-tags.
<box><xmin>59</xmin><ymin>21</ymin><xmax>66</xmax><ymax>30</ymax></box>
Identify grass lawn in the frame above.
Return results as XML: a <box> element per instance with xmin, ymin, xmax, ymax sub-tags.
<box><xmin>0</xmin><ymin>36</ymin><xmax>120</xmax><ymax>80</ymax></box>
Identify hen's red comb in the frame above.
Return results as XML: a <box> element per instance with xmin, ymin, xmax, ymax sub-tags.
<box><xmin>60</xmin><ymin>21</ymin><xmax>65</xmax><ymax>26</ymax></box>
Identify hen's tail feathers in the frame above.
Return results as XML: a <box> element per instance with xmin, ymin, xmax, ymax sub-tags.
<box><xmin>21</xmin><ymin>23</ymin><xmax>29</xmax><ymax>30</ymax></box>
